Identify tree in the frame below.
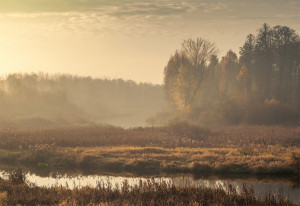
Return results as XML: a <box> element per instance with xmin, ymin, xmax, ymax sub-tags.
<box><xmin>239</xmin><ymin>34</ymin><xmax>255</xmax><ymax>71</ymax></box>
<box><xmin>271</xmin><ymin>25</ymin><xmax>300</xmax><ymax>103</ymax></box>
<box><xmin>182</xmin><ymin>38</ymin><xmax>217</xmax><ymax>70</ymax></box>
<box><xmin>208</xmin><ymin>54</ymin><xmax>219</xmax><ymax>70</ymax></box>
<box><xmin>238</xmin><ymin>65</ymin><xmax>249</xmax><ymax>123</ymax></box>
<box><xmin>239</xmin><ymin>23</ymin><xmax>300</xmax><ymax>107</ymax></box>
<box><xmin>164</xmin><ymin>51</ymin><xmax>189</xmax><ymax>104</ymax></box>
<box><xmin>254</xmin><ymin>23</ymin><xmax>273</xmax><ymax>101</ymax></box>
<box><xmin>164</xmin><ymin>37</ymin><xmax>217</xmax><ymax>114</ymax></box>
<box><xmin>239</xmin><ymin>23</ymin><xmax>300</xmax><ymax>124</ymax></box>
<box><xmin>219</xmin><ymin>50</ymin><xmax>239</xmax><ymax>96</ymax></box>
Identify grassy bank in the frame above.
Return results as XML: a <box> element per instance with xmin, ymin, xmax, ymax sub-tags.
<box><xmin>0</xmin><ymin>124</ymin><xmax>300</xmax><ymax>176</ymax></box>
<box><xmin>1</xmin><ymin>145</ymin><xmax>300</xmax><ymax>176</ymax></box>
<box><xmin>0</xmin><ymin>171</ymin><xmax>295</xmax><ymax>206</ymax></box>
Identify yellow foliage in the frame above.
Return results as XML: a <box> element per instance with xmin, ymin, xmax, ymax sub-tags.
<box><xmin>172</xmin><ymin>65</ymin><xmax>198</xmax><ymax>114</ymax></box>
<box><xmin>237</xmin><ymin>65</ymin><xmax>248</xmax><ymax>80</ymax></box>
<box><xmin>264</xmin><ymin>97</ymin><xmax>280</xmax><ymax>105</ymax></box>
<box><xmin>0</xmin><ymin>191</ymin><xmax>7</xmax><ymax>202</ymax></box>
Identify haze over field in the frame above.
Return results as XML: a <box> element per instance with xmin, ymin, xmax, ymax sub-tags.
<box><xmin>0</xmin><ymin>0</ymin><xmax>299</xmax><ymax>84</ymax></box>
<box><xmin>1</xmin><ymin>2</ymin><xmax>300</xmax><ymax>205</ymax></box>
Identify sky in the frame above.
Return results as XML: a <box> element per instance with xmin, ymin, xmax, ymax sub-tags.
<box><xmin>0</xmin><ymin>0</ymin><xmax>299</xmax><ymax>84</ymax></box>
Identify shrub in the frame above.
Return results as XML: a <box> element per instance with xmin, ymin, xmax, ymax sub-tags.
<box><xmin>167</xmin><ymin>120</ymin><xmax>212</xmax><ymax>141</ymax></box>
<box><xmin>248</xmin><ymin>101</ymin><xmax>299</xmax><ymax>125</ymax></box>
<box><xmin>8</xmin><ymin>169</ymin><xmax>26</xmax><ymax>185</ymax></box>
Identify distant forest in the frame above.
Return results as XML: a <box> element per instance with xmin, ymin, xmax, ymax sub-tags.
<box><xmin>154</xmin><ymin>23</ymin><xmax>300</xmax><ymax>125</ymax></box>
<box><xmin>0</xmin><ymin>73</ymin><xmax>165</xmax><ymax>127</ymax></box>
<box><xmin>1</xmin><ymin>23</ymin><xmax>299</xmax><ymax>127</ymax></box>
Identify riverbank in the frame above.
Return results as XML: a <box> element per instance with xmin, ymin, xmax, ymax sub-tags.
<box><xmin>0</xmin><ymin>171</ymin><xmax>296</xmax><ymax>205</ymax></box>
<box><xmin>0</xmin><ymin>124</ymin><xmax>300</xmax><ymax>176</ymax></box>
<box><xmin>1</xmin><ymin>145</ymin><xmax>300</xmax><ymax>176</ymax></box>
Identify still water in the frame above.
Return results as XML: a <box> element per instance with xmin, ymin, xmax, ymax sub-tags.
<box><xmin>1</xmin><ymin>171</ymin><xmax>300</xmax><ymax>204</ymax></box>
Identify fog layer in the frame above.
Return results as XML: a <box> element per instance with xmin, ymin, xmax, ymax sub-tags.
<box><xmin>0</xmin><ymin>73</ymin><xmax>165</xmax><ymax>127</ymax></box>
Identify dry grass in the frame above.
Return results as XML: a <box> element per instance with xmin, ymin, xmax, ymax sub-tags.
<box><xmin>0</xmin><ymin>124</ymin><xmax>300</xmax><ymax>175</ymax></box>
<box><xmin>0</xmin><ymin>124</ymin><xmax>300</xmax><ymax>150</ymax></box>
<box><xmin>0</xmin><ymin>171</ymin><xmax>295</xmax><ymax>206</ymax></box>
<box><xmin>0</xmin><ymin>144</ymin><xmax>299</xmax><ymax>176</ymax></box>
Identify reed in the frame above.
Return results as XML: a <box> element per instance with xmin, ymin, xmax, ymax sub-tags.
<box><xmin>0</xmin><ymin>171</ymin><xmax>295</xmax><ymax>206</ymax></box>
<box><xmin>0</xmin><ymin>124</ymin><xmax>299</xmax><ymax>175</ymax></box>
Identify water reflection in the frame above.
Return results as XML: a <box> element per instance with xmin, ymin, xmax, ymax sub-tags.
<box><xmin>1</xmin><ymin>171</ymin><xmax>300</xmax><ymax>204</ymax></box>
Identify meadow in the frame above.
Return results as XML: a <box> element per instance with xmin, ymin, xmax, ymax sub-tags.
<box><xmin>0</xmin><ymin>122</ymin><xmax>300</xmax><ymax>176</ymax></box>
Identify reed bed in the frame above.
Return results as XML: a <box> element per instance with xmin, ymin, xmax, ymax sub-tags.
<box><xmin>0</xmin><ymin>171</ymin><xmax>295</xmax><ymax>206</ymax></box>
<box><xmin>0</xmin><ymin>123</ymin><xmax>299</xmax><ymax>150</ymax></box>
<box><xmin>0</xmin><ymin>124</ymin><xmax>300</xmax><ymax>175</ymax></box>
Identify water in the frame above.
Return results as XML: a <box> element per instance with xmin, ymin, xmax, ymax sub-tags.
<box><xmin>1</xmin><ymin>171</ymin><xmax>300</xmax><ymax>204</ymax></box>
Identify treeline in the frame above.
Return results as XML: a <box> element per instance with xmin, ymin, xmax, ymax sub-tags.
<box><xmin>1</xmin><ymin>23</ymin><xmax>298</xmax><ymax>127</ymax></box>
<box><xmin>0</xmin><ymin>73</ymin><xmax>165</xmax><ymax>127</ymax></box>
<box><xmin>157</xmin><ymin>23</ymin><xmax>300</xmax><ymax>125</ymax></box>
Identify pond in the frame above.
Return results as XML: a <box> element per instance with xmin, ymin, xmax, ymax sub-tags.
<box><xmin>0</xmin><ymin>170</ymin><xmax>300</xmax><ymax>204</ymax></box>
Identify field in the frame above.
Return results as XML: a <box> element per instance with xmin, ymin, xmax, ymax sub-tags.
<box><xmin>1</xmin><ymin>122</ymin><xmax>300</xmax><ymax>176</ymax></box>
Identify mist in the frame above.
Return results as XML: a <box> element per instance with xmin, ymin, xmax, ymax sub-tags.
<box><xmin>1</xmin><ymin>23</ymin><xmax>299</xmax><ymax>128</ymax></box>
<box><xmin>0</xmin><ymin>1</ymin><xmax>300</xmax><ymax>204</ymax></box>
<box><xmin>0</xmin><ymin>73</ymin><xmax>166</xmax><ymax>127</ymax></box>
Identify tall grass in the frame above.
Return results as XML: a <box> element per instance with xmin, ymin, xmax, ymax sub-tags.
<box><xmin>0</xmin><ymin>124</ymin><xmax>300</xmax><ymax>175</ymax></box>
<box><xmin>0</xmin><ymin>124</ymin><xmax>299</xmax><ymax>150</ymax></box>
<box><xmin>0</xmin><ymin>171</ymin><xmax>295</xmax><ymax>206</ymax></box>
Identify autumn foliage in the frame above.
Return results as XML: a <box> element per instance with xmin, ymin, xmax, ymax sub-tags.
<box><xmin>162</xmin><ymin>23</ymin><xmax>300</xmax><ymax>125</ymax></box>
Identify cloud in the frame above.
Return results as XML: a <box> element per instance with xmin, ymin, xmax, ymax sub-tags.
<box><xmin>0</xmin><ymin>0</ymin><xmax>195</xmax><ymax>37</ymax></box>
<box><xmin>0</xmin><ymin>0</ymin><xmax>298</xmax><ymax>39</ymax></box>
<box><xmin>0</xmin><ymin>0</ymin><xmax>192</xmax><ymax>14</ymax></box>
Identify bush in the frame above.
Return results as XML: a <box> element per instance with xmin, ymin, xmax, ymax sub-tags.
<box><xmin>220</xmin><ymin>100</ymin><xmax>243</xmax><ymax>124</ymax></box>
<box><xmin>248</xmin><ymin>101</ymin><xmax>299</xmax><ymax>125</ymax></box>
<box><xmin>167</xmin><ymin>120</ymin><xmax>212</xmax><ymax>141</ymax></box>
<box><xmin>146</xmin><ymin>110</ymin><xmax>179</xmax><ymax>126</ymax></box>
<box><xmin>9</xmin><ymin>169</ymin><xmax>26</xmax><ymax>185</ymax></box>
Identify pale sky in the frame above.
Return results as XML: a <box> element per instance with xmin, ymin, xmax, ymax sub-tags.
<box><xmin>0</xmin><ymin>0</ymin><xmax>299</xmax><ymax>84</ymax></box>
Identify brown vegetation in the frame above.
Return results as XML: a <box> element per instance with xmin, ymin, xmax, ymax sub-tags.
<box><xmin>0</xmin><ymin>171</ymin><xmax>295</xmax><ymax>206</ymax></box>
<box><xmin>0</xmin><ymin>124</ymin><xmax>300</xmax><ymax>176</ymax></box>
<box><xmin>1</xmin><ymin>123</ymin><xmax>300</xmax><ymax>149</ymax></box>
